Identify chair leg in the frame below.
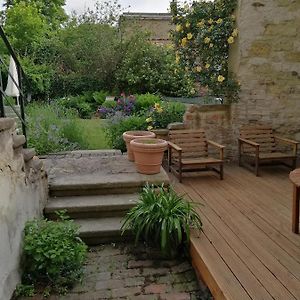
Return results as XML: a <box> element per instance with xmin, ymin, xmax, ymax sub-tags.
<box><xmin>220</xmin><ymin>164</ymin><xmax>224</xmax><ymax>180</ymax></box>
<box><xmin>255</xmin><ymin>158</ymin><xmax>259</xmax><ymax>176</ymax></box>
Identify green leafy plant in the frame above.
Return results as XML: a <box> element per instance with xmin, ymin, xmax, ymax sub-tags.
<box><xmin>146</xmin><ymin>101</ymin><xmax>186</xmax><ymax>130</ymax></box>
<box><xmin>122</xmin><ymin>184</ymin><xmax>202</xmax><ymax>256</ymax></box>
<box><xmin>21</xmin><ymin>212</ymin><xmax>87</xmax><ymax>295</ymax></box>
<box><xmin>171</xmin><ymin>0</ymin><xmax>240</xmax><ymax>103</ymax></box>
<box><xmin>14</xmin><ymin>284</ymin><xmax>35</xmax><ymax>297</ymax></box>
<box><xmin>135</xmin><ymin>93</ymin><xmax>162</xmax><ymax>112</ymax></box>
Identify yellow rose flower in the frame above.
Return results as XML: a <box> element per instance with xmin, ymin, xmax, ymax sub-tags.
<box><xmin>146</xmin><ymin>117</ymin><xmax>153</xmax><ymax>123</ymax></box>
<box><xmin>205</xmin><ymin>63</ymin><xmax>210</xmax><ymax>69</ymax></box>
<box><xmin>232</xmin><ymin>28</ymin><xmax>239</xmax><ymax>37</ymax></box>
<box><xmin>187</xmin><ymin>32</ymin><xmax>193</xmax><ymax>40</ymax></box>
<box><xmin>181</xmin><ymin>37</ymin><xmax>188</xmax><ymax>47</ymax></box>
<box><xmin>157</xmin><ymin>108</ymin><xmax>163</xmax><ymax>113</ymax></box>
<box><xmin>185</xmin><ymin>22</ymin><xmax>190</xmax><ymax>28</ymax></box>
<box><xmin>208</xmin><ymin>18</ymin><xmax>214</xmax><ymax>25</ymax></box>
<box><xmin>218</xmin><ymin>75</ymin><xmax>225</xmax><ymax>82</ymax></box>
<box><xmin>176</xmin><ymin>24</ymin><xmax>183</xmax><ymax>32</ymax></box>
<box><xmin>209</xmin><ymin>43</ymin><xmax>213</xmax><ymax>48</ymax></box>
<box><xmin>196</xmin><ymin>66</ymin><xmax>202</xmax><ymax>72</ymax></box>
<box><xmin>154</xmin><ymin>103</ymin><xmax>161</xmax><ymax>110</ymax></box>
<box><xmin>147</xmin><ymin>126</ymin><xmax>153</xmax><ymax>131</ymax></box>
<box><xmin>227</xmin><ymin>36</ymin><xmax>234</xmax><ymax>44</ymax></box>
<box><xmin>204</xmin><ymin>37</ymin><xmax>211</xmax><ymax>44</ymax></box>
<box><xmin>216</xmin><ymin>18</ymin><xmax>223</xmax><ymax>24</ymax></box>
<box><xmin>197</xmin><ymin>20</ymin><xmax>205</xmax><ymax>27</ymax></box>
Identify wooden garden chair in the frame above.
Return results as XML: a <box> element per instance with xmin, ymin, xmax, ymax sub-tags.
<box><xmin>168</xmin><ymin>129</ymin><xmax>225</xmax><ymax>182</ymax></box>
<box><xmin>238</xmin><ymin>124</ymin><xmax>298</xmax><ymax>176</ymax></box>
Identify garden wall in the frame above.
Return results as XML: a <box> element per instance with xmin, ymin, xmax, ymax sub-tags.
<box><xmin>230</xmin><ymin>0</ymin><xmax>300</xmax><ymax>156</ymax></box>
<box><xmin>0</xmin><ymin>118</ymin><xmax>48</xmax><ymax>300</ymax></box>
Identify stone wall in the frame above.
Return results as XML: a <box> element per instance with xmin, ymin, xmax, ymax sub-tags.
<box><xmin>0</xmin><ymin>118</ymin><xmax>48</xmax><ymax>300</ymax></box>
<box><xmin>230</xmin><ymin>0</ymin><xmax>300</xmax><ymax>156</ymax></box>
<box><xmin>183</xmin><ymin>104</ymin><xmax>233</xmax><ymax>160</ymax></box>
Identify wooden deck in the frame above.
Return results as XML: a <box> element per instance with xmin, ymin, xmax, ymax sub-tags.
<box><xmin>172</xmin><ymin>164</ymin><xmax>300</xmax><ymax>300</ymax></box>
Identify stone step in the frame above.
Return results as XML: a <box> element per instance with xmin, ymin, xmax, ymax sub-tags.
<box><xmin>45</xmin><ymin>193</ymin><xmax>139</xmax><ymax>219</ymax></box>
<box><xmin>75</xmin><ymin>217</ymin><xmax>132</xmax><ymax>245</ymax></box>
<box><xmin>23</xmin><ymin>148</ymin><xmax>36</xmax><ymax>162</ymax></box>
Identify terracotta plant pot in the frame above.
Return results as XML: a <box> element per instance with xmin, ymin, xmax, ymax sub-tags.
<box><xmin>123</xmin><ymin>131</ymin><xmax>156</xmax><ymax>161</ymax></box>
<box><xmin>130</xmin><ymin>138</ymin><xmax>168</xmax><ymax>175</ymax></box>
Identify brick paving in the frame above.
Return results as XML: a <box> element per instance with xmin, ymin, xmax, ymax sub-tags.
<box><xmin>53</xmin><ymin>242</ymin><xmax>212</xmax><ymax>300</ymax></box>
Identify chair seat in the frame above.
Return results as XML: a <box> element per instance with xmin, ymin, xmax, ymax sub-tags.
<box><xmin>177</xmin><ymin>157</ymin><xmax>223</xmax><ymax>165</ymax></box>
<box><xmin>247</xmin><ymin>152</ymin><xmax>296</xmax><ymax>160</ymax></box>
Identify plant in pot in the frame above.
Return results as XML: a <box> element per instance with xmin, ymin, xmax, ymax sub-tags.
<box><xmin>121</xmin><ymin>184</ymin><xmax>202</xmax><ymax>257</ymax></box>
<box><xmin>123</xmin><ymin>131</ymin><xmax>156</xmax><ymax>161</ymax></box>
<box><xmin>130</xmin><ymin>137</ymin><xmax>168</xmax><ymax>174</ymax></box>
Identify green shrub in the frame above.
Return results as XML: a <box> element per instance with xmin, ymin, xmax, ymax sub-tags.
<box><xmin>93</xmin><ymin>90</ymin><xmax>109</xmax><ymax>106</ymax></box>
<box><xmin>101</xmin><ymin>99</ymin><xmax>117</xmax><ymax>109</ymax></box>
<box><xmin>105</xmin><ymin>113</ymin><xmax>147</xmax><ymax>152</ymax></box>
<box><xmin>122</xmin><ymin>184</ymin><xmax>202</xmax><ymax>256</ymax></box>
<box><xmin>146</xmin><ymin>102</ymin><xmax>186</xmax><ymax>130</ymax></box>
<box><xmin>21</xmin><ymin>212</ymin><xmax>87</xmax><ymax>295</ymax></box>
<box><xmin>26</xmin><ymin>103</ymin><xmax>88</xmax><ymax>154</ymax></box>
<box><xmin>135</xmin><ymin>93</ymin><xmax>161</xmax><ymax>112</ymax></box>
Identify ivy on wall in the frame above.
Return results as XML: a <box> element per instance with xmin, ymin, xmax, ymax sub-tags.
<box><xmin>170</xmin><ymin>0</ymin><xmax>240</xmax><ymax>103</ymax></box>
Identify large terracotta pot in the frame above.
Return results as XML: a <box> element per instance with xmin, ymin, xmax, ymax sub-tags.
<box><xmin>130</xmin><ymin>137</ymin><xmax>168</xmax><ymax>175</ymax></box>
<box><xmin>123</xmin><ymin>131</ymin><xmax>156</xmax><ymax>161</ymax></box>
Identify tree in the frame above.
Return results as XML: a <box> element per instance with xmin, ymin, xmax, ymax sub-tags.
<box><xmin>4</xmin><ymin>2</ymin><xmax>48</xmax><ymax>55</ymax></box>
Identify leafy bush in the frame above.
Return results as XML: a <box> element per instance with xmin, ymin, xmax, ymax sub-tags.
<box><xmin>21</xmin><ymin>213</ymin><xmax>87</xmax><ymax>295</ymax></box>
<box><xmin>92</xmin><ymin>90</ymin><xmax>109</xmax><ymax>106</ymax></box>
<box><xmin>101</xmin><ymin>99</ymin><xmax>117</xmax><ymax>109</ymax></box>
<box><xmin>122</xmin><ymin>184</ymin><xmax>203</xmax><ymax>256</ymax></box>
<box><xmin>105</xmin><ymin>113</ymin><xmax>147</xmax><ymax>151</ymax></box>
<box><xmin>135</xmin><ymin>93</ymin><xmax>162</xmax><ymax>112</ymax></box>
<box><xmin>146</xmin><ymin>102</ymin><xmax>186</xmax><ymax>130</ymax></box>
<box><xmin>26</xmin><ymin>103</ymin><xmax>88</xmax><ymax>154</ymax></box>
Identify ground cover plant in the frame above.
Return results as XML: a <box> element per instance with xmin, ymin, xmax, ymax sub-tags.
<box><xmin>16</xmin><ymin>212</ymin><xmax>87</xmax><ymax>297</ymax></box>
<box><xmin>122</xmin><ymin>184</ymin><xmax>203</xmax><ymax>257</ymax></box>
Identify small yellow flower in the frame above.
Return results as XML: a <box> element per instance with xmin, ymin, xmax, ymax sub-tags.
<box><xmin>232</xmin><ymin>28</ymin><xmax>239</xmax><ymax>37</ymax></box>
<box><xmin>208</xmin><ymin>18</ymin><xmax>214</xmax><ymax>25</ymax></box>
<box><xmin>185</xmin><ymin>21</ymin><xmax>190</xmax><ymax>28</ymax></box>
<box><xmin>204</xmin><ymin>37</ymin><xmax>211</xmax><ymax>44</ymax></box>
<box><xmin>181</xmin><ymin>37</ymin><xmax>188</xmax><ymax>47</ymax></box>
<box><xmin>175</xmin><ymin>54</ymin><xmax>180</xmax><ymax>64</ymax></box>
<box><xmin>176</xmin><ymin>24</ymin><xmax>182</xmax><ymax>32</ymax></box>
<box><xmin>209</xmin><ymin>43</ymin><xmax>214</xmax><ymax>48</ymax></box>
<box><xmin>147</xmin><ymin>126</ymin><xmax>153</xmax><ymax>131</ymax></box>
<box><xmin>196</xmin><ymin>66</ymin><xmax>202</xmax><ymax>72</ymax></box>
<box><xmin>157</xmin><ymin>108</ymin><xmax>163</xmax><ymax>113</ymax></box>
<box><xmin>227</xmin><ymin>36</ymin><xmax>234</xmax><ymax>44</ymax></box>
<box><xmin>208</xmin><ymin>26</ymin><xmax>214</xmax><ymax>32</ymax></box>
<box><xmin>218</xmin><ymin>75</ymin><xmax>225</xmax><ymax>82</ymax></box>
<box><xmin>216</xmin><ymin>18</ymin><xmax>223</xmax><ymax>24</ymax></box>
<box><xmin>205</xmin><ymin>63</ymin><xmax>210</xmax><ymax>69</ymax></box>
<box><xmin>187</xmin><ymin>32</ymin><xmax>193</xmax><ymax>40</ymax></box>
<box><xmin>146</xmin><ymin>117</ymin><xmax>153</xmax><ymax>123</ymax></box>
<box><xmin>197</xmin><ymin>20</ymin><xmax>205</xmax><ymax>27</ymax></box>
<box><xmin>154</xmin><ymin>103</ymin><xmax>161</xmax><ymax>110</ymax></box>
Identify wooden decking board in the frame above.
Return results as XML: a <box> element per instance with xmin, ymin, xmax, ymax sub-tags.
<box><xmin>189</xmin><ymin>179</ymin><xmax>300</xmax><ymax>299</ymax></box>
<box><xmin>176</xmin><ymin>182</ymin><xmax>294</xmax><ymax>300</ymax></box>
<box><xmin>172</xmin><ymin>165</ymin><xmax>300</xmax><ymax>300</ymax></box>
<box><xmin>216</xmin><ymin>169</ymin><xmax>300</xmax><ymax>248</ymax></box>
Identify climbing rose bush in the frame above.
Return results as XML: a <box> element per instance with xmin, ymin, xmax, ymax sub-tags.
<box><xmin>170</xmin><ymin>0</ymin><xmax>240</xmax><ymax>103</ymax></box>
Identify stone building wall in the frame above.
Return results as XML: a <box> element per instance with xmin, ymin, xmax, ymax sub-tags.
<box><xmin>0</xmin><ymin>118</ymin><xmax>48</xmax><ymax>300</ymax></box>
<box><xmin>230</xmin><ymin>0</ymin><xmax>300</xmax><ymax>156</ymax></box>
<box><xmin>119</xmin><ymin>13</ymin><xmax>174</xmax><ymax>45</ymax></box>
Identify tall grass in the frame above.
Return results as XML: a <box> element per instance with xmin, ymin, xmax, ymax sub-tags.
<box><xmin>26</xmin><ymin>103</ymin><xmax>88</xmax><ymax>155</ymax></box>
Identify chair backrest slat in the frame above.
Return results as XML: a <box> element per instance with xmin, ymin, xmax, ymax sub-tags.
<box><xmin>169</xmin><ymin>129</ymin><xmax>208</xmax><ymax>158</ymax></box>
<box><xmin>240</xmin><ymin>125</ymin><xmax>276</xmax><ymax>153</ymax></box>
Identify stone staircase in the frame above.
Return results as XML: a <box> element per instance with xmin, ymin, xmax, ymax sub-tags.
<box><xmin>43</xmin><ymin>151</ymin><xmax>169</xmax><ymax>245</ymax></box>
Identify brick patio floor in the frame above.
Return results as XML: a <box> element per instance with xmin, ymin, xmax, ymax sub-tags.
<box><xmin>50</xmin><ymin>242</ymin><xmax>212</xmax><ymax>300</ymax></box>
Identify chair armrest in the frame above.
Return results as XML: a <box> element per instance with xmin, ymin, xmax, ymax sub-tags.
<box><xmin>207</xmin><ymin>140</ymin><xmax>225</xmax><ymax>149</ymax></box>
<box><xmin>238</xmin><ymin>138</ymin><xmax>259</xmax><ymax>148</ymax></box>
<box><xmin>274</xmin><ymin>136</ymin><xmax>299</xmax><ymax>145</ymax></box>
<box><xmin>168</xmin><ymin>141</ymin><xmax>182</xmax><ymax>152</ymax></box>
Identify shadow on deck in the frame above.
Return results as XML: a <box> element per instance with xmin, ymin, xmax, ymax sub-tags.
<box><xmin>172</xmin><ymin>164</ymin><xmax>300</xmax><ymax>300</ymax></box>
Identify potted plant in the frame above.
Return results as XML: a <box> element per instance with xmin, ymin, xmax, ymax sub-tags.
<box><xmin>123</xmin><ymin>131</ymin><xmax>156</xmax><ymax>161</ymax></box>
<box><xmin>130</xmin><ymin>137</ymin><xmax>168</xmax><ymax>174</ymax></box>
<box><xmin>121</xmin><ymin>184</ymin><xmax>203</xmax><ymax>257</ymax></box>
